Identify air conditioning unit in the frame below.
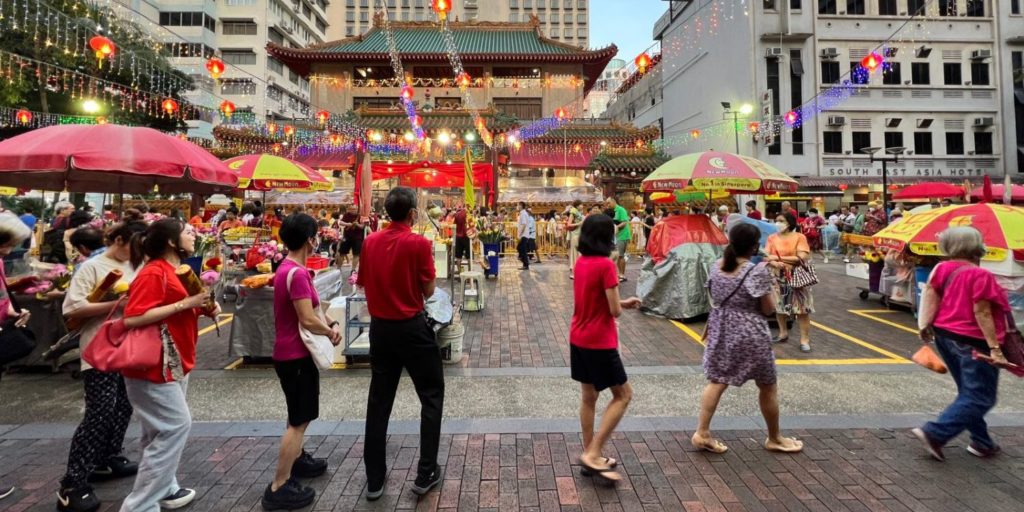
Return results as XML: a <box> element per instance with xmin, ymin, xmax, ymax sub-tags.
<box><xmin>820</xmin><ymin>47</ymin><xmax>839</xmax><ymax>59</ymax></box>
<box><xmin>765</xmin><ymin>47</ymin><xmax>784</xmax><ymax>58</ymax></box>
<box><xmin>827</xmin><ymin>115</ymin><xmax>846</xmax><ymax>126</ymax></box>
<box><xmin>974</xmin><ymin>117</ymin><xmax>994</xmax><ymax>127</ymax></box>
<box><xmin>970</xmin><ymin>49</ymin><xmax>992</xmax><ymax>60</ymax></box>
<box><xmin>885</xmin><ymin>118</ymin><xmax>902</xmax><ymax>128</ymax></box>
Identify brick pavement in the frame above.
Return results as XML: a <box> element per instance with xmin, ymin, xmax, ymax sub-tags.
<box><xmin>3</xmin><ymin>427</ymin><xmax>1024</xmax><ymax>511</ymax></box>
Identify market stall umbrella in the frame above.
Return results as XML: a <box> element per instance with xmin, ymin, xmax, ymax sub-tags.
<box><xmin>224</xmin><ymin>153</ymin><xmax>333</xmax><ymax>191</ymax></box>
<box><xmin>892</xmin><ymin>182</ymin><xmax>965</xmax><ymax>200</ymax></box>
<box><xmin>971</xmin><ymin>184</ymin><xmax>1024</xmax><ymax>203</ymax></box>
<box><xmin>650</xmin><ymin>187</ymin><xmax>729</xmax><ymax>204</ymax></box>
<box><xmin>641</xmin><ymin>151</ymin><xmax>798</xmax><ymax>194</ymax></box>
<box><xmin>0</xmin><ymin>124</ymin><xmax>236</xmax><ymax>193</ymax></box>
<box><xmin>872</xmin><ymin>203</ymin><xmax>1024</xmax><ymax>261</ymax></box>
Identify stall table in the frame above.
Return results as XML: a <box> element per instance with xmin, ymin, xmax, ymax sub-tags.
<box><xmin>228</xmin><ymin>268</ymin><xmax>344</xmax><ymax>358</ymax></box>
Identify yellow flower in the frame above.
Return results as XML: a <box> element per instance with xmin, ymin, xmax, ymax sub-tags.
<box><xmin>112</xmin><ymin>282</ymin><xmax>130</xmax><ymax>295</ymax></box>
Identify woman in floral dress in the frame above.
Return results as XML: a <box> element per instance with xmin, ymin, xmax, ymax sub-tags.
<box><xmin>691</xmin><ymin>223</ymin><xmax>803</xmax><ymax>455</ymax></box>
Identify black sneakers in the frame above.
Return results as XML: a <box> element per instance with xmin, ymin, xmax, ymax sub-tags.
<box><xmin>262</xmin><ymin>478</ymin><xmax>315</xmax><ymax>511</ymax></box>
<box><xmin>0</xmin><ymin>485</ymin><xmax>13</xmax><ymax>500</ymax></box>
<box><xmin>158</xmin><ymin>488</ymin><xmax>196</xmax><ymax>510</ymax></box>
<box><xmin>57</xmin><ymin>485</ymin><xmax>100</xmax><ymax>512</ymax></box>
<box><xmin>88</xmin><ymin>455</ymin><xmax>139</xmax><ymax>482</ymax></box>
<box><xmin>291</xmin><ymin>450</ymin><xmax>328</xmax><ymax>479</ymax></box>
<box><xmin>410</xmin><ymin>468</ymin><xmax>441</xmax><ymax>496</ymax></box>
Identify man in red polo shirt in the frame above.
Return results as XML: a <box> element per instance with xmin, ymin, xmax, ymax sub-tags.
<box><xmin>356</xmin><ymin>187</ymin><xmax>444</xmax><ymax>501</ymax></box>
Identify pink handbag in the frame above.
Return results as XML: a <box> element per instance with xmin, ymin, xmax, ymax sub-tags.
<box><xmin>82</xmin><ymin>297</ymin><xmax>163</xmax><ymax>373</ymax></box>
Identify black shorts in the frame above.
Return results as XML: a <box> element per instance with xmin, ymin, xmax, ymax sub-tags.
<box><xmin>338</xmin><ymin>237</ymin><xmax>363</xmax><ymax>256</ymax></box>
<box><xmin>273</xmin><ymin>356</ymin><xmax>320</xmax><ymax>427</ymax></box>
<box><xmin>570</xmin><ymin>345</ymin><xmax>628</xmax><ymax>392</ymax></box>
<box><xmin>454</xmin><ymin>236</ymin><xmax>471</xmax><ymax>259</ymax></box>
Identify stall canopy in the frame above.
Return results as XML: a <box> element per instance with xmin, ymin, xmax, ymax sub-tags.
<box><xmin>646</xmin><ymin>214</ymin><xmax>728</xmax><ymax>264</ymax></box>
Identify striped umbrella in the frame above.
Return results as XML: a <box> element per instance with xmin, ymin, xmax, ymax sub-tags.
<box><xmin>224</xmin><ymin>154</ymin><xmax>333</xmax><ymax>191</ymax></box>
<box><xmin>873</xmin><ymin>203</ymin><xmax>1024</xmax><ymax>261</ymax></box>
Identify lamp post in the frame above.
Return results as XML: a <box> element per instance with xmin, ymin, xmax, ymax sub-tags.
<box><xmin>859</xmin><ymin>146</ymin><xmax>906</xmax><ymax>222</ymax></box>
<box><xmin>721</xmin><ymin>101</ymin><xmax>754</xmax><ymax>154</ymax></box>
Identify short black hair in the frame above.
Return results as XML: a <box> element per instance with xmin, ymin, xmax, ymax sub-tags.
<box><xmin>578</xmin><ymin>214</ymin><xmax>615</xmax><ymax>257</ymax></box>
<box><xmin>279</xmin><ymin>213</ymin><xmax>319</xmax><ymax>251</ymax></box>
<box><xmin>746</xmin><ymin>200</ymin><xmax>757</xmax><ymax>207</ymax></box>
<box><xmin>70</xmin><ymin>227</ymin><xmax>105</xmax><ymax>253</ymax></box>
<box><xmin>384</xmin><ymin>187</ymin><xmax>417</xmax><ymax>221</ymax></box>
<box><xmin>68</xmin><ymin>210</ymin><xmax>93</xmax><ymax>229</ymax></box>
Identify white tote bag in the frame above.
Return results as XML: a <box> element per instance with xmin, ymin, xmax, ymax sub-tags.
<box><xmin>286</xmin><ymin>267</ymin><xmax>335</xmax><ymax>369</ymax></box>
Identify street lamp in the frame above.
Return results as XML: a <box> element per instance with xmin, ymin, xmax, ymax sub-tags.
<box><xmin>859</xmin><ymin>146</ymin><xmax>906</xmax><ymax>221</ymax></box>
<box><xmin>722</xmin><ymin>101</ymin><xmax>754</xmax><ymax>154</ymax></box>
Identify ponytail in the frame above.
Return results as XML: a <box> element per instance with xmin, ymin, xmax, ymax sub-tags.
<box><xmin>721</xmin><ymin>223</ymin><xmax>761</xmax><ymax>273</ymax></box>
<box><xmin>721</xmin><ymin>244</ymin><xmax>740</xmax><ymax>273</ymax></box>
<box><xmin>129</xmin><ymin>231</ymin><xmax>147</xmax><ymax>269</ymax></box>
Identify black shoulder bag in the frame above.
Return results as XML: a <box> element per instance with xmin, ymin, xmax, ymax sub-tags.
<box><xmin>0</xmin><ymin>292</ymin><xmax>37</xmax><ymax>367</ymax></box>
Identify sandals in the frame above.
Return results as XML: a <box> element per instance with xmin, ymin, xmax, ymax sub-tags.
<box><xmin>773</xmin><ymin>335</ymin><xmax>789</xmax><ymax>344</ymax></box>
<box><xmin>691</xmin><ymin>434</ymin><xmax>729</xmax><ymax>454</ymax></box>
<box><xmin>579</xmin><ymin>457</ymin><xmax>621</xmax><ymax>482</ymax></box>
<box><xmin>578</xmin><ymin>457</ymin><xmax>616</xmax><ymax>476</ymax></box>
<box><xmin>799</xmin><ymin>343</ymin><xmax>811</xmax><ymax>353</ymax></box>
<box><xmin>764</xmin><ymin>437</ymin><xmax>804</xmax><ymax>453</ymax></box>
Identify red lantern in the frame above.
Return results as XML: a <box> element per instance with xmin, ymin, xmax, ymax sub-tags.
<box><xmin>784</xmin><ymin>110</ymin><xmax>800</xmax><ymax>126</ymax></box>
<box><xmin>267</xmin><ymin>122</ymin><xmax>278</xmax><ymax>134</ymax></box>
<box><xmin>747</xmin><ymin>121</ymin><xmax>760</xmax><ymax>132</ymax></box>
<box><xmin>554</xmin><ymin>108</ymin><xmax>567</xmax><ymax>121</ymax></box>
<box><xmin>329</xmin><ymin>134</ymin><xmax>342</xmax><ymax>145</ymax></box>
<box><xmin>690</xmin><ymin>129</ymin><xmax>701</xmax><ymax>139</ymax></box>
<box><xmin>838</xmin><ymin>184</ymin><xmax>849</xmax><ymax>191</ymax></box>
<box><xmin>161</xmin><ymin>98</ymin><xmax>178</xmax><ymax>115</ymax></box>
<box><xmin>219</xmin><ymin>100</ymin><xmax>235</xmax><ymax>118</ymax></box>
<box><xmin>15</xmin><ymin>109</ymin><xmax>31</xmax><ymax>125</ymax></box>
<box><xmin>431</xmin><ymin>0</ymin><xmax>452</xmax><ymax>21</ymax></box>
<box><xmin>634</xmin><ymin>52</ymin><xmax>652</xmax><ymax>74</ymax></box>
<box><xmin>635</xmin><ymin>139</ymin><xmax>644</xmax><ymax>149</ymax></box>
<box><xmin>412</xmin><ymin>115</ymin><xmax>423</xmax><ymax>127</ymax></box>
<box><xmin>456</xmin><ymin>72</ymin><xmax>472</xmax><ymax>89</ymax></box>
<box><xmin>401</xmin><ymin>85</ymin><xmax>414</xmax><ymax>102</ymax></box>
<box><xmin>283</xmin><ymin>125</ymin><xmax>295</xmax><ymax>137</ymax></box>
<box><xmin>861</xmin><ymin>52</ymin><xmax>883</xmax><ymax>72</ymax></box>
<box><xmin>572</xmin><ymin>143</ymin><xmax>582</xmax><ymax>153</ymax></box>
<box><xmin>206</xmin><ymin>57</ymin><xmax>225</xmax><ymax>80</ymax></box>
<box><xmin>89</xmin><ymin>36</ymin><xmax>115</xmax><ymax>68</ymax></box>
<box><xmin>316</xmin><ymin>110</ymin><xmax>330</xmax><ymax>125</ymax></box>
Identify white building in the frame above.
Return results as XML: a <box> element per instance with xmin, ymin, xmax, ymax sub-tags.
<box><xmin>655</xmin><ymin>0</ymin><xmax>1022</xmax><ymax>180</ymax></box>
<box><xmin>327</xmin><ymin>0</ymin><xmax>591</xmax><ymax>48</ymax></box>
<box><xmin>584</xmin><ymin>58</ymin><xmax>627</xmax><ymax>118</ymax></box>
<box><xmin>136</xmin><ymin>0</ymin><xmax>330</xmax><ymax>138</ymax></box>
<box><xmin>602</xmin><ymin>54</ymin><xmax>663</xmax><ymax>136</ymax></box>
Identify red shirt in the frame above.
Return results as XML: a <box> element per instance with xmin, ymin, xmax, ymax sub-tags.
<box><xmin>122</xmin><ymin>259</ymin><xmax>200</xmax><ymax>383</ymax></box>
<box><xmin>454</xmin><ymin>209</ymin><xmax>468</xmax><ymax>238</ymax></box>
<box><xmin>747</xmin><ymin>210</ymin><xmax>762</xmax><ymax>220</ymax></box>
<box><xmin>570</xmin><ymin>256</ymin><xmax>620</xmax><ymax>350</ymax></box>
<box><xmin>358</xmin><ymin>222</ymin><xmax>435</xmax><ymax>320</ymax></box>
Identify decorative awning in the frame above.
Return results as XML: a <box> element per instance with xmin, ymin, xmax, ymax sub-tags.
<box><xmin>589</xmin><ymin>151</ymin><xmax>670</xmax><ymax>173</ymax></box>
<box><xmin>509</xmin><ymin>144</ymin><xmax>596</xmax><ymax>169</ymax></box>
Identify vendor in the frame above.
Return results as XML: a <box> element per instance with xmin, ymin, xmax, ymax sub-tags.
<box><xmin>217</xmin><ymin>211</ymin><xmax>245</xmax><ymax>232</ymax></box>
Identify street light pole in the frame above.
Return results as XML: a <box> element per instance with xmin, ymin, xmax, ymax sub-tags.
<box><xmin>732</xmin><ymin>111</ymin><xmax>740</xmax><ymax>154</ymax></box>
<box><xmin>860</xmin><ymin>146</ymin><xmax>906</xmax><ymax>223</ymax></box>
<box><xmin>721</xmin><ymin>102</ymin><xmax>754</xmax><ymax>155</ymax></box>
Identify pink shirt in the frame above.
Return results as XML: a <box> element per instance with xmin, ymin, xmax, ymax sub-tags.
<box><xmin>273</xmin><ymin>258</ymin><xmax>319</xmax><ymax>361</ymax></box>
<box><xmin>932</xmin><ymin>261</ymin><xmax>1009</xmax><ymax>343</ymax></box>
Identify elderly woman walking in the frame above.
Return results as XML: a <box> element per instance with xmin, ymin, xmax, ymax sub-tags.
<box><xmin>913</xmin><ymin>227</ymin><xmax>1011</xmax><ymax>461</ymax></box>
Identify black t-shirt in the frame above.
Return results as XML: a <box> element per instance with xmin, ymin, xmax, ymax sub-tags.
<box><xmin>643</xmin><ymin>215</ymin><xmax>655</xmax><ymax>238</ymax></box>
<box><xmin>342</xmin><ymin>212</ymin><xmax>363</xmax><ymax>241</ymax></box>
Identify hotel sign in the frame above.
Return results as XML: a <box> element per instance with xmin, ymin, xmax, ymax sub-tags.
<box><xmin>824</xmin><ymin>165</ymin><xmax>991</xmax><ymax>177</ymax></box>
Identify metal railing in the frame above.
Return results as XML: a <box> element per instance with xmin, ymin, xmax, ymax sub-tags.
<box><xmin>476</xmin><ymin>220</ymin><xmax>649</xmax><ymax>257</ymax></box>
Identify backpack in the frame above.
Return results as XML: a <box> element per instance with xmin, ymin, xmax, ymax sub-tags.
<box><xmin>39</xmin><ymin>228</ymin><xmax>67</xmax><ymax>264</ymax></box>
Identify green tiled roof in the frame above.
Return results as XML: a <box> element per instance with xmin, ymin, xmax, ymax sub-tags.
<box><xmin>313</xmin><ymin>28</ymin><xmax>576</xmax><ymax>55</ymax></box>
<box><xmin>588</xmin><ymin>152</ymin><xmax>670</xmax><ymax>172</ymax></box>
<box><xmin>357</xmin><ymin>112</ymin><xmax>517</xmax><ymax>132</ymax></box>
<box><xmin>530</xmin><ymin>124</ymin><xmax>662</xmax><ymax>143</ymax></box>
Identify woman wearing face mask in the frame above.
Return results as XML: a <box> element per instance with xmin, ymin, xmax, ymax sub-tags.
<box><xmin>862</xmin><ymin>201</ymin><xmax>887</xmax><ymax>237</ymax></box>
<box><xmin>800</xmin><ymin>208</ymin><xmax>825</xmax><ymax>259</ymax></box>
<box><xmin>765</xmin><ymin>212</ymin><xmax>815</xmax><ymax>352</ymax></box>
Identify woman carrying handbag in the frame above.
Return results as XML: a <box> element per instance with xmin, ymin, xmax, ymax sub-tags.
<box><xmin>0</xmin><ymin>211</ymin><xmax>33</xmax><ymax>502</ymax></box>
<box><xmin>765</xmin><ymin>212</ymin><xmax>816</xmax><ymax>352</ymax></box>
<box><xmin>118</xmin><ymin>219</ymin><xmax>220</xmax><ymax>512</ymax></box>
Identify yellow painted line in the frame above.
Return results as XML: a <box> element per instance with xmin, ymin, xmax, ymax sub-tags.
<box><xmin>810</xmin><ymin>321</ymin><xmax>910</xmax><ymax>362</ymax></box>
<box><xmin>198</xmin><ymin>313</ymin><xmax>234</xmax><ymax>337</ymax></box>
<box><xmin>670</xmin><ymin>320</ymin><xmax>704</xmax><ymax>346</ymax></box>
<box><xmin>849</xmin><ymin>309</ymin><xmax>919</xmax><ymax>335</ymax></box>
<box><xmin>223</xmin><ymin>358</ymin><xmax>244</xmax><ymax>370</ymax></box>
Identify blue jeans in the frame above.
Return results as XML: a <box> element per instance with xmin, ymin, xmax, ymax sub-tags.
<box><xmin>922</xmin><ymin>333</ymin><xmax>999</xmax><ymax>450</ymax></box>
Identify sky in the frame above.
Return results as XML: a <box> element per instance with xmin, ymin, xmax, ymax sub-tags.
<box><xmin>588</xmin><ymin>0</ymin><xmax>667</xmax><ymax>63</ymax></box>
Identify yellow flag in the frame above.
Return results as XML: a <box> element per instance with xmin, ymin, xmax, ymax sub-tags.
<box><xmin>463</xmin><ymin>148</ymin><xmax>475</xmax><ymax>210</ymax></box>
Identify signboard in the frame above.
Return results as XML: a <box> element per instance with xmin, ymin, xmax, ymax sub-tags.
<box><xmin>823</xmin><ymin>166</ymin><xmax>990</xmax><ymax>177</ymax></box>
<box><xmin>760</xmin><ymin>89</ymin><xmax>774</xmax><ymax>146</ymax></box>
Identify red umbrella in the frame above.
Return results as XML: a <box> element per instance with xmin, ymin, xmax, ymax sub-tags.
<box><xmin>0</xmin><ymin>125</ymin><xmax>237</xmax><ymax>193</ymax></box>
<box><xmin>971</xmin><ymin>183</ymin><xmax>1024</xmax><ymax>203</ymax></box>
<box><xmin>891</xmin><ymin>181</ymin><xmax>965</xmax><ymax>200</ymax></box>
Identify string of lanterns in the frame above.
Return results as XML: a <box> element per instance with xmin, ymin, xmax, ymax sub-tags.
<box><xmin>433</xmin><ymin>0</ymin><xmax>493</xmax><ymax>147</ymax></box>
<box><xmin>373</xmin><ymin>0</ymin><xmax>425</xmax><ymax>140</ymax></box>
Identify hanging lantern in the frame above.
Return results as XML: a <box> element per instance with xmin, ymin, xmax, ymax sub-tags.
<box><xmin>747</xmin><ymin>121</ymin><xmax>760</xmax><ymax>132</ymax></box>
<box><xmin>401</xmin><ymin>85</ymin><xmax>414</xmax><ymax>102</ymax></box>
<box><xmin>206</xmin><ymin>57</ymin><xmax>225</xmax><ymax>80</ymax></box>
<box><xmin>316</xmin><ymin>110</ymin><xmax>330</xmax><ymax>125</ymax></box>
<box><xmin>634</xmin><ymin>52</ymin><xmax>652</xmax><ymax>74</ymax></box>
<box><xmin>267</xmin><ymin>122</ymin><xmax>278</xmax><ymax>134</ymax></box>
<box><xmin>431</xmin><ymin>0</ymin><xmax>452</xmax><ymax>21</ymax></box>
<box><xmin>161</xmin><ymin>98</ymin><xmax>178</xmax><ymax>115</ymax></box>
<box><xmin>860</xmin><ymin>52</ymin><xmax>883</xmax><ymax>72</ymax></box>
<box><xmin>329</xmin><ymin>133</ymin><xmax>342</xmax><ymax>145</ymax></box>
<box><xmin>412</xmin><ymin>115</ymin><xmax>423</xmax><ymax>127</ymax></box>
<box><xmin>554</xmin><ymin>108</ymin><xmax>567</xmax><ymax>121</ymax></box>
<box><xmin>888</xmin><ymin>183</ymin><xmax>900</xmax><ymax>191</ymax></box>
<box><xmin>690</xmin><ymin>129</ymin><xmax>701</xmax><ymax>139</ymax></box>
<box><xmin>784</xmin><ymin>110</ymin><xmax>801</xmax><ymax>127</ymax></box>
<box><xmin>572</xmin><ymin>143</ymin><xmax>582</xmax><ymax>153</ymax></box>
<box><xmin>219</xmin><ymin>100</ymin><xmax>235</xmax><ymax>118</ymax></box>
<box><xmin>89</xmin><ymin>35</ymin><xmax>115</xmax><ymax>68</ymax></box>
<box><xmin>456</xmin><ymin>71</ymin><xmax>472</xmax><ymax>89</ymax></box>
<box><xmin>95</xmin><ymin>116</ymin><xmax>108</xmax><ymax>125</ymax></box>
<box><xmin>15</xmin><ymin>109</ymin><xmax>31</xmax><ymax>125</ymax></box>
<box><xmin>838</xmin><ymin>183</ymin><xmax>849</xmax><ymax>191</ymax></box>
<box><xmin>283</xmin><ymin>125</ymin><xmax>295</xmax><ymax>137</ymax></box>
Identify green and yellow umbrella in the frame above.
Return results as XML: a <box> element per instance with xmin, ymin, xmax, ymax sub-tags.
<box><xmin>224</xmin><ymin>154</ymin><xmax>333</xmax><ymax>192</ymax></box>
<box><xmin>642</xmin><ymin>150</ymin><xmax>798</xmax><ymax>194</ymax></box>
<box><xmin>873</xmin><ymin>203</ymin><xmax>1024</xmax><ymax>261</ymax></box>
<box><xmin>650</xmin><ymin>187</ymin><xmax>729</xmax><ymax>204</ymax></box>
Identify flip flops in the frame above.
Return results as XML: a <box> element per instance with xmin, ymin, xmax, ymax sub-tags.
<box><xmin>579</xmin><ymin>457</ymin><xmax>617</xmax><ymax>476</ymax></box>
<box><xmin>691</xmin><ymin>435</ymin><xmax>729</xmax><ymax>454</ymax></box>
<box><xmin>764</xmin><ymin>437</ymin><xmax>804</xmax><ymax>453</ymax></box>
<box><xmin>579</xmin><ymin>457</ymin><xmax>620</xmax><ymax>482</ymax></box>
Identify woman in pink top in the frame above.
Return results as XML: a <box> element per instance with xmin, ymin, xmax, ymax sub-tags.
<box><xmin>914</xmin><ymin>226</ymin><xmax>1010</xmax><ymax>461</ymax></box>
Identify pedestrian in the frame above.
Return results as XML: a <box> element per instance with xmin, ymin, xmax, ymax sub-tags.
<box><xmin>913</xmin><ymin>226</ymin><xmax>1011</xmax><ymax>461</ymax></box>
<box><xmin>604</xmin><ymin>197</ymin><xmax>631</xmax><ymax>282</ymax></box>
<box><xmin>571</xmin><ymin>214</ymin><xmax>641</xmax><ymax>482</ymax></box>
<box><xmin>217</xmin><ymin>211</ymin><xmax>244</xmax><ymax>232</ymax></box>
<box><xmin>0</xmin><ymin>212</ymin><xmax>33</xmax><ymax>502</ymax></box>
<box><xmin>692</xmin><ymin>223</ymin><xmax>803</xmax><ymax>454</ymax></box>
<box><xmin>336</xmin><ymin>205</ymin><xmax>365</xmax><ymax>271</ymax></box>
<box><xmin>262</xmin><ymin>214</ymin><xmax>341</xmax><ymax>510</ymax></box>
<box><xmin>862</xmin><ymin>201</ymin><xmax>887</xmax><ymax>236</ymax></box>
<box><xmin>801</xmin><ymin>208</ymin><xmax>824</xmax><ymax>256</ymax></box>
<box><xmin>57</xmin><ymin>220</ymin><xmax>147</xmax><ymax>512</ymax></box>
<box><xmin>357</xmin><ymin>187</ymin><xmax>444</xmax><ymax>500</ymax></box>
<box><xmin>765</xmin><ymin>212</ymin><xmax>815</xmax><ymax>352</ymax></box>
<box><xmin>516</xmin><ymin>201</ymin><xmax>536</xmax><ymax>270</ymax></box>
<box><xmin>118</xmin><ymin>219</ymin><xmax>220</xmax><ymax>512</ymax></box>
<box><xmin>745</xmin><ymin>200</ymin><xmax>762</xmax><ymax>220</ymax></box>
<box><xmin>567</xmin><ymin>200</ymin><xmax>584</xmax><ymax>279</ymax></box>
<box><xmin>188</xmin><ymin>208</ymin><xmax>206</xmax><ymax>228</ymax></box>
<box><xmin>453</xmin><ymin>206</ymin><xmax>470</xmax><ymax>262</ymax></box>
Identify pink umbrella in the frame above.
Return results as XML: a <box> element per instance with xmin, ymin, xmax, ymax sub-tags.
<box><xmin>0</xmin><ymin>124</ymin><xmax>237</xmax><ymax>193</ymax></box>
<box><xmin>971</xmin><ymin>184</ymin><xmax>1024</xmax><ymax>203</ymax></box>
<box><xmin>891</xmin><ymin>181</ymin><xmax>965</xmax><ymax>200</ymax></box>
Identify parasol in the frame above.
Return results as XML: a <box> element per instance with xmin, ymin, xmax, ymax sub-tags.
<box><xmin>971</xmin><ymin>184</ymin><xmax>1024</xmax><ymax>203</ymax></box>
<box><xmin>224</xmin><ymin>154</ymin><xmax>333</xmax><ymax>191</ymax></box>
<box><xmin>872</xmin><ymin>203</ymin><xmax>1024</xmax><ymax>261</ymax></box>
<box><xmin>650</xmin><ymin>187</ymin><xmax>729</xmax><ymax>204</ymax></box>
<box><xmin>642</xmin><ymin>151</ymin><xmax>798</xmax><ymax>194</ymax></box>
<box><xmin>0</xmin><ymin>124</ymin><xmax>237</xmax><ymax>193</ymax></box>
<box><xmin>891</xmin><ymin>182</ymin><xmax>965</xmax><ymax>200</ymax></box>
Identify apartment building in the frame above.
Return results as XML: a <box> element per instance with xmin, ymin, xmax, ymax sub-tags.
<box><xmin>654</xmin><ymin>0</ymin><xmax>1022</xmax><ymax>180</ymax></box>
<box><xmin>142</xmin><ymin>0</ymin><xmax>330</xmax><ymax>138</ymax></box>
<box><xmin>327</xmin><ymin>0</ymin><xmax>591</xmax><ymax>48</ymax></box>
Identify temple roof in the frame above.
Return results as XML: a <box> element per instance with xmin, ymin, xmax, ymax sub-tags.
<box><xmin>528</xmin><ymin>123</ymin><xmax>661</xmax><ymax>144</ymax></box>
<box><xmin>588</xmin><ymin>150</ymin><xmax>670</xmax><ymax>173</ymax></box>
<box><xmin>354</xmin><ymin>107</ymin><xmax>517</xmax><ymax>133</ymax></box>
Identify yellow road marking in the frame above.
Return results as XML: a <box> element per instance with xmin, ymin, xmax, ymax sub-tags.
<box><xmin>849</xmin><ymin>309</ymin><xmax>919</xmax><ymax>335</ymax></box>
<box><xmin>670</xmin><ymin>320</ymin><xmax>705</xmax><ymax>346</ymax></box>
<box><xmin>776</xmin><ymin>358</ymin><xmax>907</xmax><ymax>365</ymax></box>
<box><xmin>198</xmin><ymin>313</ymin><xmax>234</xmax><ymax>337</ymax></box>
<box><xmin>224</xmin><ymin>358</ymin><xmax>244</xmax><ymax>370</ymax></box>
<box><xmin>809</xmin><ymin>321</ymin><xmax>910</xmax><ymax>362</ymax></box>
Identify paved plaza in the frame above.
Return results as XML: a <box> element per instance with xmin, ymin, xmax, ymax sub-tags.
<box><xmin>3</xmin><ymin>257</ymin><xmax>1024</xmax><ymax>511</ymax></box>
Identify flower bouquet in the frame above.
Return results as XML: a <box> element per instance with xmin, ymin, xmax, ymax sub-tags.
<box><xmin>477</xmin><ymin>229</ymin><xmax>506</xmax><ymax>245</ymax></box>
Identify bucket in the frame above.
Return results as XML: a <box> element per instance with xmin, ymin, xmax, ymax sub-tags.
<box><xmin>438</xmin><ymin>323</ymin><xmax>464</xmax><ymax>364</ymax></box>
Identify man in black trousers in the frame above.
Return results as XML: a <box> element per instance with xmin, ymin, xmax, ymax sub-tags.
<box><xmin>356</xmin><ymin>187</ymin><xmax>444</xmax><ymax>500</ymax></box>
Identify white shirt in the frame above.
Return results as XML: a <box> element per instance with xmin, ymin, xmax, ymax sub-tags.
<box><xmin>517</xmin><ymin>210</ymin><xmax>536</xmax><ymax>239</ymax></box>
<box><xmin>63</xmin><ymin>253</ymin><xmax>137</xmax><ymax>371</ymax></box>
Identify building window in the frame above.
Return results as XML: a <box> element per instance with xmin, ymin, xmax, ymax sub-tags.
<box><xmin>302</xmin><ymin>3</ymin><xmax>312</xmax><ymax>18</ymax></box>
<box><xmin>851</xmin><ymin>61</ymin><xmax>869</xmax><ymax>84</ymax></box>
<box><xmin>564</xmin><ymin>27</ymin><xmax>572</xmax><ymax>37</ymax></box>
<box><xmin>524</xmin><ymin>0</ymin><xmax>533</xmax><ymax>8</ymax></box>
<box><xmin>974</xmin><ymin>132</ymin><xmax>993</xmax><ymax>154</ymax></box>
<box><xmin>551</xmin><ymin>13</ymin><xmax>559</xmax><ymax>22</ymax></box>
<box><xmin>821</xmin><ymin>61</ymin><xmax>840</xmax><ymax>84</ymax></box>
<box><xmin>767</xmin><ymin>58</ymin><xmax>781</xmax><ymax>155</ymax></box>
<box><xmin>222</xmin><ymin>51</ymin><xmax>257</xmax><ymax>65</ymax></box>
<box><xmin>538</xmin><ymin>13</ymin><xmax>546</xmax><ymax>22</ymax></box>
<box><xmin>971</xmin><ymin>62</ymin><xmax>989</xmax><ymax>85</ymax></box>
<box><xmin>353</xmin><ymin>97</ymin><xmax>395</xmax><ymax>109</ymax></box>
<box><xmin>538</xmin><ymin>0</ymin><xmax>546</xmax><ymax>8</ymax></box>
<box><xmin>846</xmin><ymin>0</ymin><xmax>865</xmax><ymax>14</ymax></box>
<box><xmin>914</xmin><ymin>132</ymin><xmax>933</xmax><ymax>154</ymax></box>
<box><xmin>939</xmin><ymin>0</ymin><xmax>955</xmax><ymax>15</ymax></box>
<box><xmin>222</xmin><ymin>21</ymin><xmax>258</xmax><ymax>35</ymax></box>
<box><xmin>943</xmin><ymin>63</ymin><xmax>962</xmax><ymax>85</ymax></box>
<box><xmin>878</xmin><ymin>0</ymin><xmax>897</xmax><ymax>14</ymax></box>
<box><xmin>221</xmin><ymin>79</ymin><xmax>256</xmax><ymax>95</ymax></box>
<box><xmin>818</xmin><ymin>0</ymin><xmax>836</xmax><ymax>13</ymax></box>
<box><xmin>315</xmin><ymin>18</ymin><xmax>326</xmax><ymax>33</ymax></box>
<box><xmin>907</xmin><ymin>0</ymin><xmax>926</xmax><ymax>13</ymax></box>
<box><xmin>882</xmin><ymin>62</ymin><xmax>901</xmax><ymax>85</ymax></box>
<box><xmin>791</xmin><ymin>0</ymin><xmax>801</xmax><ymax>9</ymax></box>
<box><xmin>763</xmin><ymin>0</ymin><xmax>776</xmax><ymax>11</ymax></box>
<box><xmin>577</xmin><ymin>13</ymin><xmax>586</xmax><ymax>23</ymax></box>
<box><xmin>510</xmin><ymin>0</ymin><xmax>518</xmax><ymax>7</ymax></box>
<box><xmin>551</xmin><ymin>0</ymin><xmax>559</xmax><ymax>7</ymax></box>
<box><xmin>884</xmin><ymin>132</ymin><xmax>903</xmax><ymax>148</ymax></box>
<box><xmin>911</xmin><ymin>62</ymin><xmax>930</xmax><ymax>85</ymax></box>
<box><xmin>577</xmin><ymin>27</ymin><xmax>586</xmax><ymax>38</ymax></box>
<box><xmin>852</xmin><ymin>132</ymin><xmax>872</xmax><ymax>153</ymax></box>
<box><xmin>1012</xmin><ymin>0</ymin><xmax>1020</xmax><ymax>14</ymax></box>
<box><xmin>1014</xmin><ymin>51</ymin><xmax>1023</xmax><ymax>89</ymax></box>
<box><xmin>494</xmin><ymin>98</ymin><xmax>543</xmax><ymax>120</ymax></box>
<box><xmin>510</xmin><ymin>12</ymin><xmax>520</xmax><ymax>22</ymax></box>
<box><xmin>360</xmin><ymin>11</ymin><xmax>369</xmax><ymax>21</ymax></box>
<box><xmin>346</xmin><ymin>11</ymin><xmax>355</xmax><ymax>21</ymax></box>
<box><xmin>966</xmin><ymin>0</ymin><xmax>985</xmax><ymax>16</ymax></box>
<box><xmin>946</xmin><ymin>132</ymin><xmax>965</xmax><ymax>154</ymax></box>
<box><xmin>823</xmin><ymin>132</ymin><xmax>843</xmax><ymax>154</ymax></box>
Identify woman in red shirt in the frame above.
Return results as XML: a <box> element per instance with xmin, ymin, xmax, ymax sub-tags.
<box><xmin>119</xmin><ymin>219</ymin><xmax>219</xmax><ymax>512</ymax></box>
<box><xmin>571</xmin><ymin>214</ymin><xmax>641</xmax><ymax>483</ymax></box>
